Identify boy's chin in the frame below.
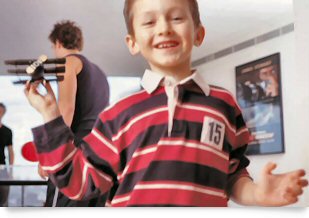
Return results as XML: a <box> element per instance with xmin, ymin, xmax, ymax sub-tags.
<box><xmin>153</xmin><ymin>62</ymin><xmax>182</xmax><ymax>70</ymax></box>
<box><xmin>154</xmin><ymin>57</ymin><xmax>185</xmax><ymax>68</ymax></box>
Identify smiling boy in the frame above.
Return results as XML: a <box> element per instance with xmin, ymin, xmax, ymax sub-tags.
<box><xmin>25</xmin><ymin>0</ymin><xmax>307</xmax><ymax>206</ymax></box>
<box><xmin>124</xmin><ymin>0</ymin><xmax>204</xmax><ymax>82</ymax></box>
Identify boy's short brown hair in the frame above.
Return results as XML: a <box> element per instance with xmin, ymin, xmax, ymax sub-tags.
<box><xmin>49</xmin><ymin>20</ymin><xmax>83</xmax><ymax>51</ymax></box>
<box><xmin>123</xmin><ymin>0</ymin><xmax>201</xmax><ymax>35</ymax></box>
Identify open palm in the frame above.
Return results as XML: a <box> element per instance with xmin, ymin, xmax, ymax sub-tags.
<box><xmin>255</xmin><ymin>162</ymin><xmax>308</xmax><ymax>206</ymax></box>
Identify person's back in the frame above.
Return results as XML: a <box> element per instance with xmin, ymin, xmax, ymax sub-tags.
<box><xmin>69</xmin><ymin>54</ymin><xmax>109</xmax><ymax>139</ymax></box>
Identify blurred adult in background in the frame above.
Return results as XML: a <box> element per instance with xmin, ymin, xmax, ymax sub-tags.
<box><xmin>39</xmin><ymin>20</ymin><xmax>110</xmax><ymax>207</ymax></box>
<box><xmin>0</xmin><ymin>103</ymin><xmax>14</xmax><ymax>166</ymax></box>
<box><xmin>0</xmin><ymin>102</ymin><xmax>14</xmax><ymax>207</ymax></box>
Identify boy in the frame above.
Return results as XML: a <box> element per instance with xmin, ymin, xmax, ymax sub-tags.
<box><xmin>24</xmin><ymin>0</ymin><xmax>307</xmax><ymax>206</ymax></box>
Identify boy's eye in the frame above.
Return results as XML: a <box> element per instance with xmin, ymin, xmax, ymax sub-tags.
<box><xmin>171</xmin><ymin>16</ymin><xmax>184</xmax><ymax>23</ymax></box>
<box><xmin>142</xmin><ymin>21</ymin><xmax>155</xmax><ymax>26</ymax></box>
<box><xmin>172</xmin><ymin>17</ymin><xmax>183</xmax><ymax>21</ymax></box>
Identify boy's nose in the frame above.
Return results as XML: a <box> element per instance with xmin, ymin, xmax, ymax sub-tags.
<box><xmin>156</xmin><ymin>17</ymin><xmax>173</xmax><ymax>36</ymax></box>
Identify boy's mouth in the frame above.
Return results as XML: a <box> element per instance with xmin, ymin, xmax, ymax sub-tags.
<box><xmin>154</xmin><ymin>41</ymin><xmax>180</xmax><ymax>49</ymax></box>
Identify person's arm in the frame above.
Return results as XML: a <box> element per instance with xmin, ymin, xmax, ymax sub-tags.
<box><xmin>25</xmin><ymin>81</ymin><xmax>118</xmax><ymax>200</ymax></box>
<box><xmin>32</xmin><ymin>116</ymin><xmax>117</xmax><ymax>200</ymax></box>
<box><xmin>227</xmin><ymin>97</ymin><xmax>308</xmax><ymax>206</ymax></box>
<box><xmin>7</xmin><ymin>145</ymin><xmax>14</xmax><ymax>165</ymax></box>
<box><xmin>57</xmin><ymin>56</ymin><xmax>82</xmax><ymax>127</ymax></box>
<box><xmin>231</xmin><ymin>162</ymin><xmax>308</xmax><ymax>206</ymax></box>
<box><xmin>36</xmin><ymin>56</ymin><xmax>81</xmax><ymax>177</ymax></box>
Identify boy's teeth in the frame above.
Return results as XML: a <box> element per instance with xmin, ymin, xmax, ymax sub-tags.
<box><xmin>157</xmin><ymin>43</ymin><xmax>177</xmax><ymax>49</ymax></box>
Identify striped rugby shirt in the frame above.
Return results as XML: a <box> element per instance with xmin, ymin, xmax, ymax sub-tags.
<box><xmin>32</xmin><ymin>69</ymin><xmax>251</xmax><ymax>207</ymax></box>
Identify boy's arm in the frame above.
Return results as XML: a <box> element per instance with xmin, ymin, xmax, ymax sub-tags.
<box><xmin>32</xmin><ymin>116</ymin><xmax>118</xmax><ymax>201</ymax></box>
<box><xmin>229</xmin><ymin>176</ymin><xmax>256</xmax><ymax>206</ymax></box>
<box><xmin>230</xmin><ymin>162</ymin><xmax>308</xmax><ymax>206</ymax></box>
<box><xmin>228</xmin><ymin>95</ymin><xmax>308</xmax><ymax>206</ymax></box>
<box><xmin>25</xmin><ymin>81</ymin><xmax>118</xmax><ymax>200</ymax></box>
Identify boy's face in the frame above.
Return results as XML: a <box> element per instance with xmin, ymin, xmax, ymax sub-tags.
<box><xmin>126</xmin><ymin>0</ymin><xmax>205</xmax><ymax>73</ymax></box>
<box><xmin>0</xmin><ymin>107</ymin><xmax>5</xmax><ymax>121</ymax></box>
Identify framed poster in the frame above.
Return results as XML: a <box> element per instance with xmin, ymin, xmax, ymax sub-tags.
<box><xmin>235</xmin><ymin>53</ymin><xmax>285</xmax><ymax>155</ymax></box>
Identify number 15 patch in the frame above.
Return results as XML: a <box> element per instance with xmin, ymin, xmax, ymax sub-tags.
<box><xmin>201</xmin><ymin>117</ymin><xmax>225</xmax><ymax>150</ymax></box>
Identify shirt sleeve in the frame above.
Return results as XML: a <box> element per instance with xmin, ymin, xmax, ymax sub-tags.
<box><xmin>32</xmin><ymin>115</ymin><xmax>120</xmax><ymax>201</ymax></box>
<box><xmin>226</xmin><ymin>102</ymin><xmax>252</xmax><ymax>196</ymax></box>
<box><xmin>5</xmin><ymin>128</ymin><xmax>13</xmax><ymax>146</ymax></box>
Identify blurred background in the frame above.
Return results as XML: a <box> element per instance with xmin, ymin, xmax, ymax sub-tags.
<box><xmin>0</xmin><ymin>0</ymin><xmax>308</xmax><ymax>207</ymax></box>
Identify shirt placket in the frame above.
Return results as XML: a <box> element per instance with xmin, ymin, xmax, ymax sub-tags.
<box><xmin>165</xmin><ymin>83</ymin><xmax>179</xmax><ymax>137</ymax></box>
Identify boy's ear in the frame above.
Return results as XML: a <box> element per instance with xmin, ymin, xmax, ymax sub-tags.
<box><xmin>55</xmin><ymin>40</ymin><xmax>63</xmax><ymax>49</ymax></box>
<box><xmin>126</xmin><ymin>34</ymin><xmax>140</xmax><ymax>55</ymax></box>
<box><xmin>194</xmin><ymin>25</ymin><xmax>206</xmax><ymax>47</ymax></box>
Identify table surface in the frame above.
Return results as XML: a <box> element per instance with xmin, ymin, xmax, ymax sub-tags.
<box><xmin>0</xmin><ymin>165</ymin><xmax>47</xmax><ymax>185</ymax></box>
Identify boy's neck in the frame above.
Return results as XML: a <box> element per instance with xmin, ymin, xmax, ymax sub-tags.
<box><xmin>150</xmin><ymin>63</ymin><xmax>193</xmax><ymax>82</ymax></box>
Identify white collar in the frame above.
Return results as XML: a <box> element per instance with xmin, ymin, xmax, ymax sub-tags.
<box><xmin>141</xmin><ymin>69</ymin><xmax>210</xmax><ymax>96</ymax></box>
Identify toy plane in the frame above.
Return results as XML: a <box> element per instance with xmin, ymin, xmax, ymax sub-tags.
<box><xmin>3</xmin><ymin>55</ymin><xmax>66</xmax><ymax>84</ymax></box>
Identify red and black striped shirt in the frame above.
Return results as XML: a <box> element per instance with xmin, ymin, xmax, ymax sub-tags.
<box><xmin>32</xmin><ymin>70</ymin><xmax>251</xmax><ymax>207</ymax></box>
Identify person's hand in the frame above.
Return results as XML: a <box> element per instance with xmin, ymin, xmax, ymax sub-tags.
<box><xmin>24</xmin><ymin>80</ymin><xmax>60</xmax><ymax>122</ymax></box>
<box><xmin>254</xmin><ymin>162</ymin><xmax>308</xmax><ymax>206</ymax></box>
<box><xmin>38</xmin><ymin>163</ymin><xmax>48</xmax><ymax>180</ymax></box>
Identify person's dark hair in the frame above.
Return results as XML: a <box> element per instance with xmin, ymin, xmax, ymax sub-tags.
<box><xmin>49</xmin><ymin>20</ymin><xmax>83</xmax><ymax>51</ymax></box>
<box><xmin>123</xmin><ymin>0</ymin><xmax>201</xmax><ymax>35</ymax></box>
<box><xmin>0</xmin><ymin>102</ymin><xmax>6</xmax><ymax>113</ymax></box>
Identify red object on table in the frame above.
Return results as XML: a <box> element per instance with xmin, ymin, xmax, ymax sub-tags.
<box><xmin>21</xmin><ymin>141</ymin><xmax>38</xmax><ymax>162</ymax></box>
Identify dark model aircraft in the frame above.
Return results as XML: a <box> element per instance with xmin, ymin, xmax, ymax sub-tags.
<box><xmin>3</xmin><ymin>55</ymin><xmax>66</xmax><ymax>84</ymax></box>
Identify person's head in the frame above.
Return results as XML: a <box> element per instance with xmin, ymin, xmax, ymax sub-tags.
<box><xmin>124</xmin><ymin>0</ymin><xmax>202</xmax><ymax>35</ymax></box>
<box><xmin>49</xmin><ymin>20</ymin><xmax>83</xmax><ymax>58</ymax></box>
<box><xmin>259</xmin><ymin>66</ymin><xmax>277</xmax><ymax>80</ymax></box>
<box><xmin>124</xmin><ymin>0</ymin><xmax>205</xmax><ymax>74</ymax></box>
<box><xmin>0</xmin><ymin>103</ymin><xmax>6</xmax><ymax>122</ymax></box>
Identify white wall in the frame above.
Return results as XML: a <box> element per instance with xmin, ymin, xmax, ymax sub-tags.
<box><xmin>196</xmin><ymin>31</ymin><xmax>308</xmax><ymax>206</ymax></box>
<box><xmin>293</xmin><ymin>0</ymin><xmax>309</xmax><ymax>206</ymax></box>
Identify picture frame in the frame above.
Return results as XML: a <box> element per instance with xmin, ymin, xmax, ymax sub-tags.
<box><xmin>235</xmin><ymin>53</ymin><xmax>285</xmax><ymax>155</ymax></box>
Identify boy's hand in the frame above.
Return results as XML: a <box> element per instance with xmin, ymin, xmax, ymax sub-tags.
<box><xmin>24</xmin><ymin>80</ymin><xmax>60</xmax><ymax>123</ymax></box>
<box><xmin>254</xmin><ymin>162</ymin><xmax>308</xmax><ymax>206</ymax></box>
